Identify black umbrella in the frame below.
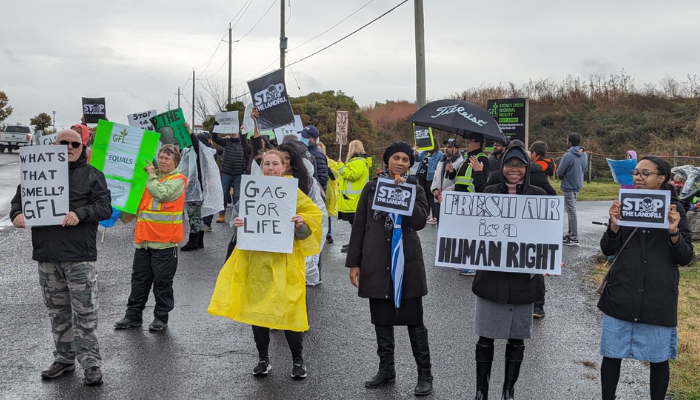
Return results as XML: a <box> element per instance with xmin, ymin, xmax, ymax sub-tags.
<box><xmin>408</xmin><ymin>99</ymin><xmax>506</xmax><ymax>142</ymax></box>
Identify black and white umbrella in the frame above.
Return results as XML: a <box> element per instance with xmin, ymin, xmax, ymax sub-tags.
<box><xmin>408</xmin><ymin>99</ymin><xmax>506</xmax><ymax>142</ymax></box>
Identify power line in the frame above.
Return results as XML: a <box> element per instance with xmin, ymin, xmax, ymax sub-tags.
<box><xmin>193</xmin><ymin>0</ymin><xmax>254</xmax><ymax>73</ymax></box>
<box><xmin>231</xmin><ymin>0</ymin><xmax>277</xmax><ymax>55</ymax></box>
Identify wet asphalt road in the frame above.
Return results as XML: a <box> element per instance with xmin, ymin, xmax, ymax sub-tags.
<box><xmin>0</xmin><ymin>180</ymin><xmax>653</xmax><ymax>399</ymax></box>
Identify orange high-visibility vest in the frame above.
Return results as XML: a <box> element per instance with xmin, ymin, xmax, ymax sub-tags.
<box><xmin>134</xmin><ymin>173</ymin><xmax>187</xmax><ymax>244</ymax></box>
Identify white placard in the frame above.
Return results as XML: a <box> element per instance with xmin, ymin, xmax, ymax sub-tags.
<box><xmin>213</xmin><ymin>111</ymin><xmax>240</xmax><ymax>134</ymax></box>
<box><xmin>241</xmin><ymin>103</ymin><xmax>255</xmax><ymax>135</ymax></box>
<box><xmin>435</xmin><ymin>192</ymin><xmax>564</xmax><ymax>275</ymax></box>
<box><xmin>19</xmin><ymin>145</ymin><xmax>70</xmax><ymax>227</ymax></box>
<box><xmin>106</xmin><ymin>179</ymin><xmax>130</xmax><ymax>208</ymax></box>
<box><xmin>127</xmin><ymin>109</ymin><xmax>157</xmax><ymax>131</ymax></box>
<box><xmin>371</xmin><ymin>178</ymin><xmax>417</xmax><ymax>216</ymax></box>
<box><xmin>273</xmin><ymin>115</ymin><xmax>303</xmax><ymax>140</ymax></box>
<box><xmin>103</xmin><ymin>149</ymin><xmax>137</xmax><ymax>179</ymax></box>
<box><xmin>39</xmin><ymin>133</ymin><xmax>57</xmax><ymax>146</ymax></box>
<box><xmin>617</xmin><ymin>189</ymin><xmax>670</xmax><ymax>229</ymax></box>
<box><xmin>237</xmin><ymin>175</ymin><xmax>299</xmax><ymax>254</ymax></box>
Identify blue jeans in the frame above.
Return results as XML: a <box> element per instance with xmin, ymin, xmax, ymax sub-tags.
<box><xmin>563</xmin><ymin>191</ymin><xmax>579</xmax><ymax>240</ymax></box>
<box><xmin>221</xmin><ymin>173</ymin><xmax>242</xmax><ymax>215</ymax></box>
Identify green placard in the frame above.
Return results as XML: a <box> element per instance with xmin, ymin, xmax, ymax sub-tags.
<box><xmin>149</xmin><ymin>108</ymin><xmax>192</xmax><ymax>148</ymax></box>
<box><xmin>246</xmin><ymin>129</ymin><xmax>276</xmax><ymax>140</ymax></box>
<box><xmin>90</xmin><ymin>120</ymin><xmax>161</xmax><ymax>214</ymax></box>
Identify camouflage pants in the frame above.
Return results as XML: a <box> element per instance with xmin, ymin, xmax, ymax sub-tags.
<box><xmin>186</xmin><ymin>201</ymin><xmax>203</xmax><ymax>234</ymax></box>
<box><xmin>38</xmin><ymin>261</ymin><xmax>101</xmax><ymax>369</ymax></box>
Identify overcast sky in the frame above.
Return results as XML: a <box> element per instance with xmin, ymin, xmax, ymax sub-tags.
<box><xmin>2</xmin><ymin>0</ymin><xmax>698</xmax><ymax>129</ymax></box>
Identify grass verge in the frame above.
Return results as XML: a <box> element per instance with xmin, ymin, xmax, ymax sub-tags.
<box><xmin>552</xmin><ymin>179</ymin><xmax>620</xmax><ymax>201</ymax></box>
<box><xmin>591</xmin><ymin>246</ymin><xmax>700</xmax><ymax>399</ymax></box>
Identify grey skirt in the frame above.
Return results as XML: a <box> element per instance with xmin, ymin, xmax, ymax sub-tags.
<box><xmin>474</xmin><ymin>296</ymin><xmax>533</xmax><ymax>339</ymax></box>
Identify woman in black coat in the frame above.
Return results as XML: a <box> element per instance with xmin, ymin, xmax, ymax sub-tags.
<box><xmin>346</xmin><ymin>141</ymin><xmax>433</xmax><ymax>396</ymax></box>
<box><xmin>599</xmin><ymin>156</ymin><xmax>693</xmax><ymax>400</ymax></box>
<box><xmin>471</xmin><ymin>143</ymin><xmax>546</xmax><ymax>400</ymax></box>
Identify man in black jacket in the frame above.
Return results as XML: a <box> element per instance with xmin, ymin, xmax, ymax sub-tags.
<box><xmin>10</xmin><ymin>129</ymin><xmax>112</xmax><ymax>386</ymax></box>
<box><xmin>211</xmin><ymin>124</ymin><xmax>251</xmax><ymax>223</ymax></box>
<box><xmin>299</xmin><ymin>125</ymin><xmax>329</xmax><ymax>190</ymax></box>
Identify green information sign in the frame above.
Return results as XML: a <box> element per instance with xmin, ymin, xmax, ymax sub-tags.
<box><xmin>90</xmin><ymin>120</ymin><xmax>161</xmax><ymax>214</ymax></box>
<box><xmin>486</xmin><ymin>98</ymin><xmax>529</xmax><ymax>149</ymax></box>
<box><xmin>149</xmin><ymin>108</ymin><xmax>192</xmax><ymax>148</ymax></box>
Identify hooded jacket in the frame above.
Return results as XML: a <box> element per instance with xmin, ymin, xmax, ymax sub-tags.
<box><xmin>211</xmin><ymin>134</ymin><xmax>251</xmax><ymax>176</ymax></box>
<box><xmin>10</xmin><ymin>149</ymin><xmax>112</xmax><ymax>262</ymax></box>
<box><xmin>556</xmin><ymin>146</ymin><xmax>588</xmax><ymax>192</ymax></box>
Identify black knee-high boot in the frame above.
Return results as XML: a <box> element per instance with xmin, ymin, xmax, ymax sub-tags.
<box><xmin>502</xmin><ymin>343</ymin><xmax>525</xmax><ymax>400</ymax></box>
<box><xmin>365</xmin><ymin>325</ymin><xmax>395</xmax><ymax>388</ymax></box>
<box><xmin>180</xmin><ymin>233</ymin><xmax>199</xmax><ymax>251</ymax></box>
<box><xmin>197</xmin><ymin>230</ymin><xmax>204</xmax><ymax>248</ymax></box>
<box><xmin>475</xmin><ymin>343</ymin><xmax>494</xmax><ymax>400</ymax></box>
<box><xmin>408</xmin><ymin>324</ymin><xmax>433</xmax><ymax>396</ymax></box>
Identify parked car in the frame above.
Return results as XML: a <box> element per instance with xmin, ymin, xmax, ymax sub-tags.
<box><xmin>0</xmin><ymin>125</ymin><xmax>34</xmax><ymax>153</ymax></box>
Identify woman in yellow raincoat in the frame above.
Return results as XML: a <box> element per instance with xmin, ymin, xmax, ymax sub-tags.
<box><xmin>208</xmin><ymin>150</ymin><xmax>322</xmax><ymax>379</ymax></box>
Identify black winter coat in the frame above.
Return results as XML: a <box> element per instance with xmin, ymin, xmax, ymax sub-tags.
<box><xmin>346</xmin><ymin>178</ymin><xmax>429</xmax><ymax>300</ymax></box>
<box><xmin>10</xmin><ymin>149</ymin><xmax>112</xmax><ymax>262</ymax></box>
<box><xmin>307</xmin><ymin>143</ymin><xmax>328</xmax><ymax>190</ymax></box>
<box><xmin>211</xmin><ymin>134</ymin><xmax>251</xmax><ymax>176</ymax></box>
<box><xmin>471</xmin><ymin>147</ymin><xmax>547</xmax><ymax>304</ymax></box>
<box><xmin>597</xmin><ymin>198</ymin><xmax>693</xmax><ymax>327</ymax></box>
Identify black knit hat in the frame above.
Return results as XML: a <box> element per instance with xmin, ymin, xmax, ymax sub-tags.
<box><xmin>383</xmin><ymin>141</ymin><xmax>415</xmax><ymax>167</ymax></box>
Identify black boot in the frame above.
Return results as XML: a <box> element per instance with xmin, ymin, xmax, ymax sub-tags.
<box><xmin>365</xmin><ymin>325</ymin><xmax>395</xmax><ymax>388</ymax></box>
<box><xmin>180</xmin><ymin>233</ymin><xmax>199</xmax><ymax>251</ymax></box>
<box><xmin>501</xmin><ymin>343</ymin><xmax>525</xmax><ymax>400</ymax></box>
<box><xmin>197</xmin><ymin>231</ymin><xmax>204</xmax><ymax>248</ymax></box>
<box><xmin>408</xmin><ymin>324</ymin><xmax>433</xmax><ymax>396</ymax></box>
<box><xmin>475</xmin><ymin>343</ymin><xmax>494</xmax><ymax>400</ymax></box>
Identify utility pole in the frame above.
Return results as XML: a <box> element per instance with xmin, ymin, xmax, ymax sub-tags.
<box><xmin>167</xmin><ymin>100</ymin><xmax>171</xmax><ymax>111</ymax></box>
<box><xmin>228</xmin><ymin>23</ymin><xmax>232</xmax><ymax>106</ymax></box>
<box><xmin>280</xmin><ymin>0</ymin><xmax>287</xmax><ymax>78</ymax></box>
<box><xmin>52</xmin><ymin>111</ymin><xmax>56</xmax><ymax>131</ymax></box>
<box><xmin>414</xmin><ymin>0</ymin><xmax>426</xmax><ymax>109</ymax></box>
<box><xmin>192</xmin><ymin>70</ymin><xmax>195</xmax><ymax>128</ymax></box>
<box><xmin>177</xmin><ymin>87</ymin><xmax>181</xmax><ymax>109</ymax></box>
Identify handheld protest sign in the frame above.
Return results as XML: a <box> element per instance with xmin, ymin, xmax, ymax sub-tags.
<box><xmin>237</xmin><ymin>175</ymin><xmax>299</xmax><ymax>254</ymax></box>
<box><xmin>336</xmin><ymin>111</ymin><xmax>349</xmax><ymax>145</ymax></box>
<box><xmin>19</xmin><ymin>145</ymin><xmax>69</xmax><ymax>226</ymax></box>
<box><xmin>39</xmin><ymin>133</ymin><xmax>57</xmax><ymax>146</ymax></box>
<box><xmin>371</xmin><ymin>178</ymin><xmax>416</xmax><ymax>216</ymax></box>
<box><xmin>82</xmin><ymin>97</ymin><xmax>106</xmax><ymax>123</ymax></box>
<box><xmin>241</xmin><ymin>102</ymin><xmax>255</xmax><ymax>135</ymax></box>
<box><xmin>149</xmin><ymin>108</ymin><xmax>192</xmax><ymax>148</ymax></box>
<box><xmin>617</xmin><ymin>189</ymin><xmax>670</xmax><ymax>229</ymax></box>
<box><xmin>435</xmin><ymin>192</ymin><xmax>564</xmax><ymax>275</ymax></box>
<box><xmin>247</xmin><ymin>69</ymin><xmax>295</xmax><ymax>131</ymax></box>
<box><xmin>606</xmin><ymin>158</ymin><xmax>636</xmax><ymax>186</ymax></box>
<box><xmin>128</xmin><ymin>109</ymin><xmax>157</xmax><ymax>131</ymax></box>
<box><xmin>273</xmin><ymin>115</ymin><xmax>303</xmax><ymax>141</ymax></box>
<box><xmin>413</xmin><ymin>124</ymin><xmax>434</xmax><ymax>151</ymax></box>
<box><xmin>90</xmin><ymin>120</ymin><xmax>160</xmax><ymax>214</ymax></box>
<box><xmin>213</xmin><ymin>111</ymin><xmax>240</xmax><ymax>134</ymax></box>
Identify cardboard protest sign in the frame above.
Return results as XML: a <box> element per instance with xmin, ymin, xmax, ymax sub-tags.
<box><xmin>89</xmin><ymin>121</ymin><xmax>160</xmax><ymax>214</ymax></box>
<box><xmin>617</xmin><ymin>189</ymin><xmax>670</xmax><ymax>229</ymax></box>
<box><xmin>128</xmin><ymin>109</ymin><xmax>157</xmax><ymax>131</ymax></box>
<box><xmin>606</xmin><ymin>158</ymin><xmax>635</xmax><ymax>186</ymax></box>
<box><xmin>19</xmin><ymin>145</ymin><xmax>69</xmax><ymax>226</ymax></box>
<box><xmin>237</xmin><ymin>175</ymin><xmax>299</xmax><ymax>254</ymax></box>
<box><xmin>82</xmin><ymin>97</ymin><xmax>106</xmax><ymax>123</ymax></box>
<box><xmin>371</xmin><ymin>178</ymin><xmax>417</xmax><ymax>216</ymax></box>
<box><xmin>149</xmin><ymin>108</ymin><xmax>192</xmax><ymax>148</ymax></box>
<box><xmin>414</xmin><ymin>124</ymin><xmax>434</xmax><ymax>151</ymax></box>
<box><xmin>247</xmin><ymin>69</ymin><xmax>294</xmax><ymax>131</ymax></box>
<box><xmin>435</xmin><ymin>192</ymin><xmax>564</xmax><ymax>275</ymax></box>
<box><xmin>241</xmin><ymin>102</ymin><xmax>255</xmax><ymax>135</ymax></box>
<box><xmin>213</xmin><ymin>111</ymin><xmax>240</xmax><ymax>134</ymax></box>
<box><xmin>39</xmin><ymin>133</ymin><xmax>57</xmax><ymax>146</ymax></box>
<box><xmin>273</xmin><ymin>115</ymin><xmax>303</xmax><ymax>140</ymax></box>
<box><xmin>336</xmin><ymin>111</ymin><xmax>348</xmax><ymax>145</ymax></box>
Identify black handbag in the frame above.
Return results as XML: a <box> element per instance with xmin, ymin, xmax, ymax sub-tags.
<box><xmin>596</xmin><ymin>228</ymin><xmax>638</xmax><ymax>295</ymax></box>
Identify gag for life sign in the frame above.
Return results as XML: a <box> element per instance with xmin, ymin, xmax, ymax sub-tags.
<box><xmin>617</xmin><ymin>189</ymin><xmax>670</xmax><ymax>229</ymax></box>
<box><xmin>435</xmin><ymin>192</ymin><xmax>564</xmax><ymax>275</ymax></box>
<box><xmin>89</xmin><ymin>121</ymin><xmax>160</xmax><ymax>213</ymax></box>
<box><xmin>149</xmin><ymin>108</ymin><xmax>192</xmax><ymax>148</ymax></box>
<box><xmin>371</xmin><ymin>178</ymin><xmax>417</xmax><ymax>216</ymax></box>
<box><xmin>247</xmin><ymin>69</ymin><xmax>294</xmax><ymax>131</ymax></box>
<box><xmin>19</xmin><ymin>145</ymin><xmax>69</xmax><ymax>226</ymax></box>
<box><xmin>82</xmin><ymin>97</ymin><xmax>106</xmax><ymax>123</ymax></box>
<box><xmin>237</xmin><ymin>176</ymin><xmax>299</xmax><ymax>254</ymax></box>
<box><xmin>128</xmin><ymin>109</ymin><xmax>157</xmax><ymax>131</ymax></box>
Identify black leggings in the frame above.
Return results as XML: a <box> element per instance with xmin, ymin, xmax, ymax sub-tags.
<box><xmin>251</xmin><ymin>325</ymin><xmax>303</xmax><ymax>358</ymax></box>
<box><xmin>478</xmin><ymin>337</ymin><xmax>524</xmax><ymax>346</ymax></box>
<box><xmin>601</xmin><ymin>357</ymin><xmax>669</xmax><ymax>400</ymax></box>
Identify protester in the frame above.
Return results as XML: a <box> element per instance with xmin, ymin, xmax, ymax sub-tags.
<box><xmin>556</xmin><ymin>133</ymin><xmax>588</xmax><ymax>245</ymax></box>
<box><xmin>211</xmin><ymin>120</ymin><xmax>252</xmax><ymax>223</ymax></box>
<box><xmin>318</xmin><ymin>141</ymin><xmax>338</xmax><ymax>243</ymax></box>
<box><xmin>347</xmin><ymin>141</ymin><xmax>433</xmax><ymax>396</ymax></box>
<box><xmin>208</xmin><ymin>150</ymin><xmax>322</xmax><ymax>379</ymax></box>
<box><xmin>471</xmin><ymin>142</ymin><xmax>547</xmax><ymax>400</ymax></box>
<box><xmin>299</xmin><ymin>125</ymin><xmax>329</xmax><ymax>191</ymax></box>
<box><xmin>528</xmin><ymin>140</ymin><xmax>557</xmax><ymax>196</ymax></box>
<box><xmin>180</xmin><ymin>127</ymin><xmax>206</xmax><ymax>251</ymax></box>
<box><xmin>487</xmin><ymin>139</ymin><xmax>507</xmax><ymax>184</ymax></box>
<box><xmin>10</xmin><ymin>128</ymin><xmax>111</xmax><ymax>385</ymax></box>
<box><xmin>114</xmin><ymin>144</ymin><xmax>187</xmax><ymax>332</ymax></box>
<box><xmin>620</xmin><ymin>150</ymin><xmax>637</xmax><ymax>189</ymax></box>
<box><xmin>337</xmin><ymin>139</ymin><xmax>372</xmax><ymax>253</ymax></box>
<box><xmin>248</xmin><ymin>108</ymin><xmax>274</xmax><ymax>168</ymax></box>
<box><xmin>430</xmin><ymin>138</ymin><xmax>465</xmax><ymax>224</ymax></box>
<box><xmin>414</xmin><ymin>144</ymin><xmax>443</xmax><ymax>224</ymax></box>
<box><xmin>599</xmin><ymin>156</ymin><xmax>693</xmax><ymax>400</ymax></box>
<box><xmin>197</xmin><ymin>132</ymin><xmax>215</xmax><ymax>232</ymax></box>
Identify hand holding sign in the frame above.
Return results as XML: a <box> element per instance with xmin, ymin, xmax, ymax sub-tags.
<box><xmin>291</xmin><ymin>214</ymin><xmax>304</xmax><ymax>227</ymax></box>
<box><xmin>12</xmin><ymin>214</ymin><xmax>26</xmax><ymax>228</ymax></box>
<box><xmin>144</xmin><ymin>160</ymin><xmax>155</xmax><ymax>175</ymax></box>
<box><xmin>668</xmin><ymin>204</ymin><xmax>680</xmax><ymax>233</ymax></box>
<box><xmin>608</xmin><ymin>200</ymin><xmax>622</xmax><ymax>232</ymax></box>
<box><xmin>61</xmin><ymin>211</ymin><xmax>80</xmax><ymax>227</ymax></box>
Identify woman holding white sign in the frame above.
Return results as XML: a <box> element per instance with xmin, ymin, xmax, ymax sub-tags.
<box><xmin>599</xmin><ymin>156</ymin><xmax>693</xmax><ymax>400</ymax></box>
<box><xmin>346</xmin><ymin>141</ymin><xmax>433</xmax><ymax>396</ymax></box>
<box><xmin>471</xmin><ymin>143</ymin><xmax>547</xmax><ymax>400</ymax></box>
<box><xmin>208</xmin><ymin>150</ymin><xmax>322</xmax><ymax>380</ymax></box>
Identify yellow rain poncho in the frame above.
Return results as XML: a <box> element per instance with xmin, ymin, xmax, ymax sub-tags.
<box><xmin>326</xmin><ymin>158</ymin><xmax>340</xmax><ymax>217</ymax></box>
<box><xmin>208</xmin><ymin>188</ymin><xmax>322</xmax><ymax>331</ymax></box>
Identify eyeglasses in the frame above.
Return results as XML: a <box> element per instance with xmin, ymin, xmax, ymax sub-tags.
<box><xmin>504</xmin><ymin>162</ymin><xmax>527</xmax><ymax>169</ymax></box>
<box><xmin>630</xmin><ymin>170</ymin><xmax>660</xmax><ymax>178</ymax></box>
<box><xmin>57</xmin><ymin>140</ymin><xmax>82</xmax><ymax>149</ymax></box>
